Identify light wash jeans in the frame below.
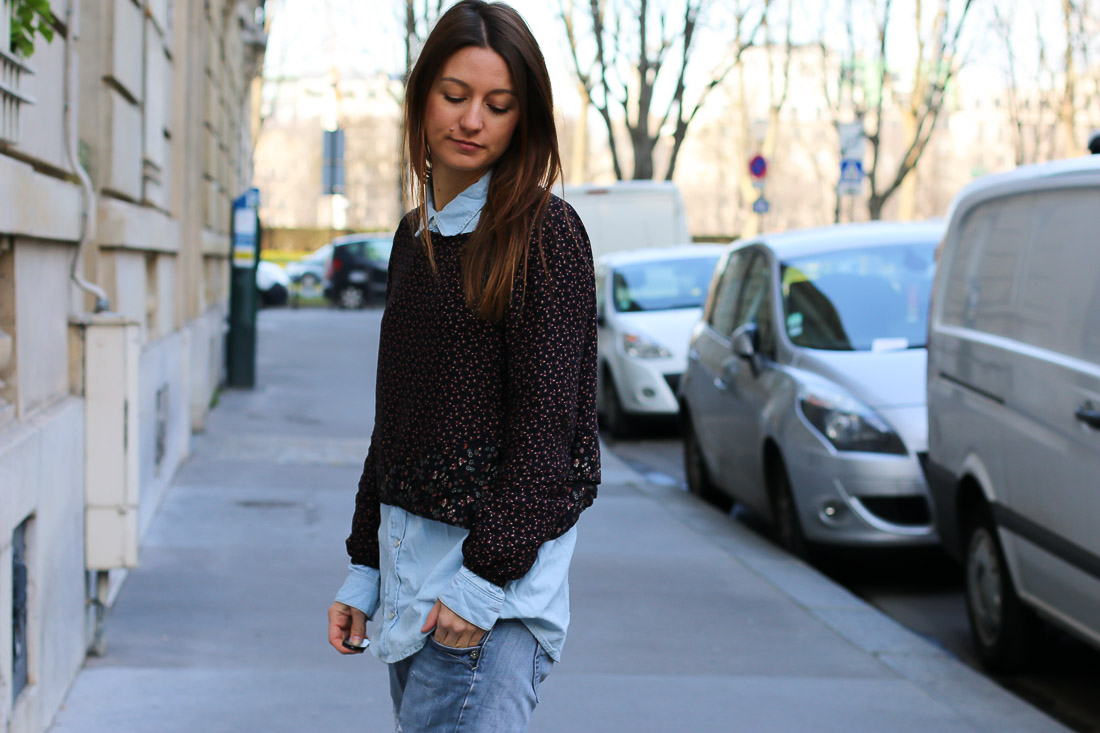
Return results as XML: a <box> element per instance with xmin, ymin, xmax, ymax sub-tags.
<box><xmin>388</xmin><ymin>620</ymin><xmax>554</xmax><ymax>733</ymax></box>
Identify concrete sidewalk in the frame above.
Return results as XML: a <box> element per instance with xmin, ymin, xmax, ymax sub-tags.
<box><xmin>50</xmin><ymin>309</ymin><xmax>1063</xmax><ymax>733</ymax></box>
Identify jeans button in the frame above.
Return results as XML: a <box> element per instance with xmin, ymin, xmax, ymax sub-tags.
<box><xmin>469</xmin><ymin>649</ymin><xmax>479</xmax><ymax>661</ymax></box>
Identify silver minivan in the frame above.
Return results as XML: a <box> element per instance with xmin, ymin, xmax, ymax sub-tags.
<box><xmin>925</xmin><ymin>155</ymin><xmax>1100</xmax><ymax>672</ymax></box>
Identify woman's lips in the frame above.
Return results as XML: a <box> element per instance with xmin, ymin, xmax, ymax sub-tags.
<box><xmin>450</xmin><ymin>138</ymin><xmax>482</xmax><ymax>152</ymax></box>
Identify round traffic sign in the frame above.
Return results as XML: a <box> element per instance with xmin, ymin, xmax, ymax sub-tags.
<box><xmin>749</xmin><ymin>154</ymin><xmax>767</xmax><ymax>179</ymax></box>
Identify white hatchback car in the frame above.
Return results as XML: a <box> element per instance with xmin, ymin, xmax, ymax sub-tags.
<box><xmin>595</xmin><ymin>245</ymin><xmax>725</xmax><ymax>437</ymax></box>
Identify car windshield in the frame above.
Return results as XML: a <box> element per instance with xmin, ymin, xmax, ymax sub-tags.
<box><xmin>780</xmin><ymin>242</ymin><xmax>937</xmax><ymax>351</ymax></box>
<box><xmin>364</xmin><ymin>239</ymin><xmax>392</xmax><ymax>262</ymax></box>
<box><xmin>611</xmin><ymin>256</ymin><xmax>720</xmax><ymax>312</ymax></box>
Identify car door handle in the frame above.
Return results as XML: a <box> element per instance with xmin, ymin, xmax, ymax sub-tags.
<box><xmin>1076</xmin><ymin>404</ymin><xmax>1100</xmax><ymax>430</ymax></box>
<box><xmin>713</xmin><ymin>377</ymin><xmax>728</xmax><ymax>391</ymax></box>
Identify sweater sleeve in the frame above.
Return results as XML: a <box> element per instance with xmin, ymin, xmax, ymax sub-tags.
<box><xmin>345</xmin><ymin>443</ymin><xmax>381</xmax><ymax>568</ymax></box>
<box><xmin>344</xmin><ymin>221</ymin><xmax>407</xmax><ymax>568</ymax></box>
<box><xmin>460</xmin><ymin>200</ymin><xmax>599</xmax><ymax>587</ymax></box>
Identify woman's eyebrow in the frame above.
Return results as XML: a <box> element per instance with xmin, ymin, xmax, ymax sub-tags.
<box><xmin>440</xmin><ymin>77</ymin><xmax>516</xmax><ymax>97</ymax></box>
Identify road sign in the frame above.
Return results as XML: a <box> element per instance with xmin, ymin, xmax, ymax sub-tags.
<box><xmin>752</xmin><ymin>196</ymin><xmax>770</xmax><ymax>214</ymax></box>
<box><xmin>838</xmin><ymin>159</ymin><xmax>864</xmax><ymax>195</ymax></box>
<box><xmin>749</xmin><ymin>154</ymin><xmax>767</xmax><ymax>179</ymax></box>
<box><xmin>838</xmin><ymin>122</ymin><xmax>865</xmax><ymax>161</ymax></box>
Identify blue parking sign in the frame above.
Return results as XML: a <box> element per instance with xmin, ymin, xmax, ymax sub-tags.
<box><xmin>752</xmin><ymin>196</ymin><xmax>770</xmax><ymax>214</ymax></box>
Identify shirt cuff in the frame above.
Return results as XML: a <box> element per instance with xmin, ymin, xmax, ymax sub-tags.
<box><xmin>334</xmin><ymin>563</ymin><xmax>381</xmax><ymax>620</ymax></box>
<box><xmin>437</xmin><ymin>565</ymin><xmax>506</xmax><ymax>631</ymax></box>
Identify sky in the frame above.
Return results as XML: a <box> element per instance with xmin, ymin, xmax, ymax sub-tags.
<box><xmin>261</xmin><ymin>0</ymin><xmax>1094</xmax><ymax>116</ymax></box>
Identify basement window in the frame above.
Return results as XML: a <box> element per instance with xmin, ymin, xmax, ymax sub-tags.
<box><xmin>12</xmin><ymin>516</ymin><xmax>30</xmax><ymax>701</ymax></box>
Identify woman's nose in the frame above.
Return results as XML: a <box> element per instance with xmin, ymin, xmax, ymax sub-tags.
<box><xmin>459</xmin><ymin>105</ymin><xmax>483</xmax><ymax>132</ymax></box>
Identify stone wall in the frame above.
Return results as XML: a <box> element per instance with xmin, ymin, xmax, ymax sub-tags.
<box><xmin>0</xmin><ymin>2</ymin><xmax>266</xmax><ymax>732</ymax></box>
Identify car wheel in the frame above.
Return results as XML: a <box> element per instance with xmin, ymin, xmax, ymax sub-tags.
<box><xmin>600</xmin><ymin>370</ymin><xmax>634</xmax><ymax>440</ymax></box>
<box><xmin>337</xmin><ymin>287</ymin><xmax>365</xmax><ymax>310</ymax></box>
<box><xmin>964</xmin><ymin>506</ymin><xmax>1036</xmax><ymax>673</ymax></box>
<box><xmin>301</xmin><ymin>273</ymin><xmax>320</xmax><ymax>289</ymax></box>
<box><xmin>683</xmin><ymin>414</ymin><xmax>732</xmax><ymax>511</ymax></box>
<box><xmin>769</xmin><ymin>458</ymin><xmax>809</xmax><ymax>559</ymax></box>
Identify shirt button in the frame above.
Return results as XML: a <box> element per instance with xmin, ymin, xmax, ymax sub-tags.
<box><xmin>387</xmin><ymin>611</ymin><xmax>395</xmax><ymax>620</ymax></box>
<box><xmin>393</xmin><ymin>539</ymin><xmax>400</xmax><ymax>548</ymax></box>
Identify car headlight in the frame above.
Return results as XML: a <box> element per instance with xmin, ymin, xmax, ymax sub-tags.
<box><xmin>622</xmin><ymin>332</ymin><xmax>671</xmax><ymax>359</ymax></box>
<box><xmin>798</xmin><ymin>386</ymin><xmax>907</xmax><ymax>454</ymax></box>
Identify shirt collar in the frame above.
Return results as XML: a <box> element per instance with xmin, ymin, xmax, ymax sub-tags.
<box><xmin>421</xmin><ymin>170</ymin><xmax>492</xmax><ymax>236</ymax></box>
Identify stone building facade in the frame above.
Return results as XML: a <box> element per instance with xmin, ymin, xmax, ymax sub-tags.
<box><xmin>0</xmin><ymin>2</ymin><xmax>265</xmax><ymax>732</ymax></box>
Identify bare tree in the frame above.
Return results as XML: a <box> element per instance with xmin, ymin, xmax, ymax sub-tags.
<box><xmin>560</xmin><ymin>0</ymin><xmax>768</xmax><ymax>181</ymax></box>
<box><xmin>863</xmin><ymin>0</ymin><xmax>975</xmax><ymax>220</ymax></box>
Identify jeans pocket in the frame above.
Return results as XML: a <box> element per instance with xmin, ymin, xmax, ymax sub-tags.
<box><xmin>426</xmin><ymin>629</ymin><xmax>490</xmax><ymax>668</ymax></box>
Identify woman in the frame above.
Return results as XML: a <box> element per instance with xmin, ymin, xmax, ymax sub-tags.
<box><xmin>326</xmin><ymin>2</ymin><xmax>600</xmax><ymax>731</ymax></box>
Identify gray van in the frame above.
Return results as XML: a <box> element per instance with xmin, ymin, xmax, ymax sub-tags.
<box><xmin>925</xmin><ymin>155</ymin><xmax>1100</xmax><ymax>672</ymax></box>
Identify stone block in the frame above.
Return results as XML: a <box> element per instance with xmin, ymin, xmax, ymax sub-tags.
<box><xmin>108</xmin><ymin>250</ymin><xmax>147</xmax><ymax>332</ymax></box>
<box><xmin>13</xmin><ymin>239</ymin><xmax>72</xmax><ymax>418</ymax></box>
<box><xmin>15</xmin><ymin>34</ymin><xmax>68</xmax><ymax>172</ymax></box>
<box><xmin>110</xmin><ymin>0</ymin><xmax>144</xmax><ymax>102</ymax></box>
<box><xmin>143</xmin><ymin>28</ymin><xmax>170</xmax><ymax>172</ymax></box>
<box><xmin>108</xmin><ymin>90</ymin><xmax>143</xmax><ymax>199</ymax></box>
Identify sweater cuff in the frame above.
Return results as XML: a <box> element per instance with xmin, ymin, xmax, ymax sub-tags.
<box><xmin>334</xmin><ymin>563</ymin><xmax>381</xmax><ymax>620</ymax></box>
<box><xmin>437</xmin><ymin>565</ymin><xmax>506</xmax><ymax>631</ymax></box>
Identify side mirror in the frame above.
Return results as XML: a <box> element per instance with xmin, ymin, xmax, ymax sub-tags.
<box><xmin>731</xmin><ymin>323</ymin><xmax>759</xmax><ymax>360</ymax></box>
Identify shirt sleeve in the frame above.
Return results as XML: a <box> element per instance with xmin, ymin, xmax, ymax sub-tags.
<box><xmin>334</xmin><ymin>563</ymin><xmax>381</xmax><ymax>619</ymax></box>
<box><xmin>460</xmin><ymin>200</ymin><xmax>600</xmax><ymax>590</ymax></box>
<box><xmin>437</xmin><ymin>566</ymin><xmax>505</xmax><ymax>631</ymax></box>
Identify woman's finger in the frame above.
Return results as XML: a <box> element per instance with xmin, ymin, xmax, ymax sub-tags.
<box><xmin>421</xmin><ymin>599</ymin><xmax>442</xmax><ymax>633</ymax></box>
<box><xmin>349</xmin><ymin>607</ymin><xmax>368</xmax><ymax>645</ymax></box>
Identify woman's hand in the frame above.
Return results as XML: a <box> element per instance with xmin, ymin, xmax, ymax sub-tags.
<box><xmin>328</xmin><ymin>601</ymin><xmax>368</xmax><ymax>654</ymax></box>
<box><xmin>422</xmin><ymin>599</ymin><xmax>486</xmax><ymax>648</ymax></box>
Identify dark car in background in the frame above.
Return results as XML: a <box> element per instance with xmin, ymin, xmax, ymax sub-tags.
<box><xmin>325</xmin><ymin>233</ymin><xmax>393</xmax><ymax>309</ymax></box>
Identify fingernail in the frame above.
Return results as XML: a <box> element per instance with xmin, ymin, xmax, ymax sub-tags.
<box><xmin>351</xmin><ymin>635</ymin><xmax>362</xmax><ymax>644</ymax></box>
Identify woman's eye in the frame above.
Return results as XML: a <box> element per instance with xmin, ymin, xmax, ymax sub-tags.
<box><xmin>488</xmin><ymin>105</ymin><xmax>511</xmax><ymax>115</ymax></box>
<box><xmin>443</xmin><ymin>94</ymin><xmax>464</xmax><ymax>104</ymax></box>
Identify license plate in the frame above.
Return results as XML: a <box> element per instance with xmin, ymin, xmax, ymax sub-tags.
<box><xmin>348</xmin><ymin>271</ymin><xmax>367</xmax><ymax>283</ymax></box>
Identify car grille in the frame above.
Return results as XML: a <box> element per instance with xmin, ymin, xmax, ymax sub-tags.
<box><xmin>857</xmin><ymin>496</ymin><xmax>932</xmax><ymax>527</ymax></box>
<box><xmin>663</xmin><ymin>373</ymin><xmax>682</xmax><ymax>395</ymax></box>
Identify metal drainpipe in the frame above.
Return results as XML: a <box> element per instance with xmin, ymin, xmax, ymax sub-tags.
<box><xmin>63</xmin><ymin>0</ymin><xmax>110</xmax><ymax>313</ymax></box>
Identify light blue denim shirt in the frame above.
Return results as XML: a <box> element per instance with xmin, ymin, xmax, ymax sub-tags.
<box><xmin>336</xmin><ymin>169</ymin><xmax>578</xmax><ymax>663</ymax></box>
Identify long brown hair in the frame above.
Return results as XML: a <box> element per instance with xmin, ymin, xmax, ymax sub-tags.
<box><xmin>403</xmin><ymin>0</ymin><xmax>563</xmax><ymax>321</ymax></box>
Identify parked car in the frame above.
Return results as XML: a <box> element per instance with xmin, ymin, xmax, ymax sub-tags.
<box><xmin>324</xmin><ymin>234</ymin><xmax>393</xmax><ymax>309</ymax></box>
<box><xmin>595</xmin><ymin>245</ymin><xmax>725</xmax><ymax>437</ymax></box>
<box><xmin>285</xmin><ymin>243</ymin><xmax>332</xmax><ymax>288</ymax></box>
<box><xmin>679</xmin><ymin>222</ymin><xmax>942</xmax><ymax>556</ymax></box>
<box><xmin>924</xmin><ymin>155</ymin><xmax>1100</xmax><ymax>672</ymax></box>
<box><xmin>256</xmin><ymin>260</ymin><xmax>290</xmax><ymax>307</ymax></box>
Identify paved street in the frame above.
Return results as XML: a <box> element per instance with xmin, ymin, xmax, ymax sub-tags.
<box><xmin>50</xmin><ymin>308</ymin><xmax>1066</xmax><ymax>733</ymax></box>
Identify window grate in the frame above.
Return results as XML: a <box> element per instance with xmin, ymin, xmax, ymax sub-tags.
<box><xmin>0</xmin><ymin>0</ymin><xmax>36</xmax><ymax>147</ymax></box>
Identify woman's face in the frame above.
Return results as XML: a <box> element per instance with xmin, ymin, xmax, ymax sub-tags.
<box><xmin>425</xmin><ymin>46</ymin><xmax>519</xmax><ymax>185</ymax></box>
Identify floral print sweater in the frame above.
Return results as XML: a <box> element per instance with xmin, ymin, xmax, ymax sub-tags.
<box><xmin>346</xmin><ymin>196</ymin><xmax>601</xmax><ymax>587</ymax></box>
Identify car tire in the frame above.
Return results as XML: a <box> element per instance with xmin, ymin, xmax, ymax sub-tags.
<box><xmin>337</xmin><ymin>286</ymin><xmax>365</xmax><ymax>310</ymax></box>
<box><xmin>600</xmin><ymin>370</ymin><xmax>634</xmax><ymax>440</ymax></box>
<box><xmin>682</xmin><ymin>414</ymin><xmax>732</xmax><ymax>511</ymax></box>
<box><xmin>964</xmin><ymin>505</ymin><xmax>1036</xmax><ymax>673</ymax></box>
<box><xmin>768</xmin><ymin>458</ymin><xmax>810</xmax><ymax>559</ymax></box>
